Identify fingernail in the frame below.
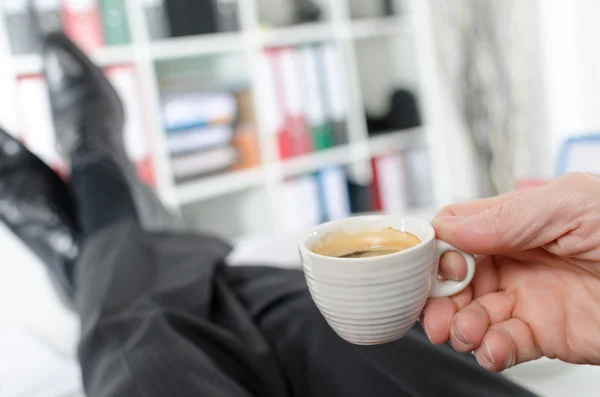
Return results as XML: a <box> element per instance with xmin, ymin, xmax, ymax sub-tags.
<box><xmin>446</xmin><ymin>259</ymin><xmax>460</xmax><ymax>281</ymax></box>
<box><xmin>481</xmin><ymin>341</ymin><xmax>495</xmax><ymax>368</ymax></box>
<box><xmin>505</xmin><ymin>350</ymin><xmax>515</xmax><ymax>369</ymax></box>
<box><xmin>451</xmin><ymin>321</ymin><xmax>471</xmax><ymax>347</ymax></box>
<box><xmin>419</xmin><ymin>314</ymin><xmax>433</xmax><ymax>343</ymax></box>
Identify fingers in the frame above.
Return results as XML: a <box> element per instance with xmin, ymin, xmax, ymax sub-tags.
<box><xmin>421</xmin><ymin>286</ymin><xmax>472</xmax><ymax>344</ymax></box>
<box><xmin>474</xmin><ymin>319</ymin><xmax>542</xmax><ymax>371</ymax></box>
<box><xmin>432</xmin><ymin>180</ymin><xmax>571</xmax><ymax>254</ymax></box>
<box><xmin>425</xmin><ymin>289</ymin><xmax>541</xmax><ymax>372</ymax></box>
<box><xmin>422</xmin><ymin>256</ymin><xmax>500</xmax><ymax>345</ymax></box>
<box><xmin>435</xmin><ymin>191</ymin><xmax>523</xmax><ymax>218</ymax></box>
<box><xmin>448</xmin><ymin>291</ymin><xmax>515</xmax><ymax>352</ymax></box>
<box><xmin>439</xmin><ymin>251</ymin><xmax>467</xmax><ymax>281</ymax></box>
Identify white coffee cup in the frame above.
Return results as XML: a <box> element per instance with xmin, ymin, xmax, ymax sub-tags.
<box><xmin>298</xmin><ymin>215</ymin><xmax>475</xmax><ymax>345</ymax></box>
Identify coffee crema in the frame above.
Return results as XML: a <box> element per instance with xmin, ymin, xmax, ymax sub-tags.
<box><xmin>310</xmin><ymin>227</ymin><xmax>421</xmax><ymax>258</ymax></box>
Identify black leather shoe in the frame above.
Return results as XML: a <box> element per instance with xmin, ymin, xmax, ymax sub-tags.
<box><xmin>42</xmin><ymin>32</ymin><xmax>181</xmax><ymax>231</ymax></box>
<box><xmin>0</xmin><ymin>128</ymin><xmax>79</xmax><ymax>303</ymax></box>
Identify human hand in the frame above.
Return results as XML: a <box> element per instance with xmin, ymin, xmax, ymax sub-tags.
<box><xmin>422</xmin><ymin>172</ymin><xmax>600</xmax><ymax>371</ymax></box>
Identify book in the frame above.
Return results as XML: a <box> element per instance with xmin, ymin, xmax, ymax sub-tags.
<box><xmin>99</xmin><ymin>0</ymin><xmax>130</xmax><ymax>45</ymax></box>
<box><xmin>301</xmin><ymin>45</ymin><xmax>332</xmax><ymax>150</ymax></box>
<box><xmin>231</xmin><ymin>125</ymin><xmax>261</xmax><ymax>170</ymax></box>
<box><xmin>214</xmin><ymin>0</ymin><xmax>239</xmax><ymax>32</ymax></box>
<box><xmin>317</xmin><ymin>167</ymin><xmax>351</xmax><ymax>221</ymax></box>
<box><xmin>62</xmin><ymin>0</ymin><xmax>105</xmax><ymax>51</ymax></box>
<box><xmin>16</xmin><ymin>76</ymin><xmax>65</xmax><ymax>174</ymax></box>
<box><xmin>171</xmin><ymin>146</ymin><xmax>238</xmax><ymax>182</ymax></box>
<box><xmin>161</xmin><ymin>91</ymin><xmax>237</xmax><ymax>131</ymax></box>
<box><xmin>231</xmin><ymin>89</ymin><xmax>261</xmax><ymax>170</ymax></box>
<box><xmin>319</xmin><ymin>43</ymin><xmax>349</xmax><ymax>146</ymax></box>
<box><xmin>164</xmin><ymin>0</ymin><xmax>217</xmax><ymax>37</ymax></box>
<box><xmin>278</xmin><ymin>47</ymin><xmax>311</xmax><ymax>156</ymax></box>
<box><xmin>373</xmin><ymin>153</ymin><xmax>408</xmax><ymax>214</ymax></box>
<box><xmin>166</xmin><ymin>124</ymin><xmax>234</xmax><ymax>155</ymax></box>
<box><xmin>143</xmin><ymin>0</ymin><xmax>170</xmax><ymax>40</ymax></box>
<box><xmin>104</xmin><ymin>65</ymin><xmax>155</xmax><ymax>185</ymax></box>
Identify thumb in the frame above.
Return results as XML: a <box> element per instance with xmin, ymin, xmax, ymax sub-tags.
<box><xmin>432</xmin><ymin>183</ymin><xmax>568</xmax><ymax>254</ymax></box>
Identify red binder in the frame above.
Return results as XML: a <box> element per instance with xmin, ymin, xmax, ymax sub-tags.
<box><xmin>370</xmin><ymin>158</ymin><xmax>383</xmax><ymax>212</ymax></box>
<box><xmin>62</xmin><ymin>0</ymin><xmax>105</xmax><ymax>52</ymax></box>
<box><xmin>265</xmin><ymin>48</ymin><xmax>294</xmax><ymax>159</ymax></box>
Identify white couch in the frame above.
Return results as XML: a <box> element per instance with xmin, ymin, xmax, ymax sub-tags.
<box><xmin>2</xmin><ymin>223</ymin><xmax>600</xmax><ymax>397</ymax></box>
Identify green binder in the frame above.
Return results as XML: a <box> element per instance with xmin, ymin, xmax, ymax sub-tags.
<box><xmin>313</xmin><ymin>124</ymin><xmax>333</xmax><ymax>150</ymax></box>
<box><xmin>100</xmin><ymin>0</ymin><xmax>131</xmax><ymax>45</ymax></box>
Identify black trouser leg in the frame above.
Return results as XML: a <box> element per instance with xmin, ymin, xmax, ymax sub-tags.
<box><xmin>74</xmin><ymin>223</ymin><xmax>537</xmax><ymax>397</ymax></box>
<box><xmin>70</xmin><ymin>159</ymin><xmax>137</xmax><ymax>237</ymax></box>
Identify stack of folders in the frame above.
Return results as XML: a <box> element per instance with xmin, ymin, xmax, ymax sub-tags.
<box><xmin>14</xmin><ymin>66</ymin><xmax>157</xmax><ymax>185</ymax></box>
<box><xmin>279</xmin><ymin>148</ymin><xmax>434</xmax><ymax>231</ymax></box>
<box><xmin>258</xmin><ymin>42</ymin><xmax>349</xmax><ymax>160</ymax></box>
<box><xmin>161</xmin><ymin>88</ymin><xmax>261</xmax><ymax>183</ymax></box>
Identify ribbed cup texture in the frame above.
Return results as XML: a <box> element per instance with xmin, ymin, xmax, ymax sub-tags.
<box><xmin>302</xmin><ymin>247</ymin><xmax>434</xmax><ymax>345</ymax></box>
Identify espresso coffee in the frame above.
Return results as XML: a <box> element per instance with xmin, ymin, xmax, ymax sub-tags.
<box><xmin>311</xmin><ymin>227</ymin><xmax>421</xmax><ymax>258</ymax></box>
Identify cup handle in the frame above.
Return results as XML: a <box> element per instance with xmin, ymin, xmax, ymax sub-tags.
<box><xmin>429</xmin><ymin>240</ymin><xmax>476</xmax><ymax>298</ymax></box>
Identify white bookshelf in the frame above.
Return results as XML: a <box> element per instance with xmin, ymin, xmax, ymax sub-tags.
<box><xmin>0</xmin><ymin>0</ymin><xmax>452</xmax><ymax>238</ymax></box>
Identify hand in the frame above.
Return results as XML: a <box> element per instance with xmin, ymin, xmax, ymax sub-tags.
<box><xmin>422</xmin><ymin>172</ymin><xmax>600</xmax><ymax>371</ymax></box>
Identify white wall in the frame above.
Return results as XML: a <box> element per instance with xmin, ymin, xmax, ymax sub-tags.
<box><xmin>533</xmin><ymin>0</ymin><xmax>600</xmax><ymax>178</ymax></box>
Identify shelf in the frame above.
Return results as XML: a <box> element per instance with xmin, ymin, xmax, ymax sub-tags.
<box><xmin>9</xmin><ymin>17</ymin><xmax>411</xmax><ymax>75</ymax></box>
<box><xmin>174</xmin><ymin>128</ymin><xmax>425</xmax><ymax>205</ymax></box>
<box><xmin>258</xmin><ymin>22</ymin><xmax>335</xmax><ymax>47</ymax></box>
<box><xmin>350</xmin><ymin>15</ymin><xmax>412</xmax><ymax>40</ymax></box>
<box><xmin>151</xmin><ymin>32</ymin><xmax>245</xmax><ymax>61</ymax></box>
<box><xmin>368</xmin><ymin>127</ymin><xmax>425</xmax><ymax>156</ymax></box>
<box><xmin>11</xmin><ymin>45</ymin><xmax>135</xmax><ymax>75</ymax></box>
<box><xmin>176</xmin><ymin>167</ymin><xmax>266</xmax><ymax>206</ymax></box>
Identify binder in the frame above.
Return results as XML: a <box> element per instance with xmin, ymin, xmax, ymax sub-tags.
<box><xmin>16</xmin><ymin>76</ymin><xmax>65</xmax><ymax>173</ymax></box>
<box><xmin>278</xmin><ymin>47</ymin><xmax>311</xmax><ymax>156</ymax></box>
<box><xmin>263</xmin><ymin>49</ymin><xmax>292</xmax><ymax>159</ymax></box>
<box><xmin>297</xmin><ymin>175</ymin><xmax>322</xmax><ymax>227</ymax></box>
<box><xmin>301</xmin><ymin>45</ymin><xmax>332</xmax><ymax>150</ymax></box>
<box><xmin>105</xmin><ymin>66</ymin><xmax>155</xmax><ymax>185</ymax></box>
<box><xmin>62</xmin><ymin>0</ymin><xmax>105</xmax><ymax>51</ymax></box>
<box><xmin>370</xmin><ymin>158</ymin><xmax>383</xmax><ymax>212</ymax></box>
<box><xmin>280</xmin><ymin>176</ymin><xmax>321</xmax><ymax>231</ymax></box>
<box><xmin>37</xmin><ymin>0</ymin><xmax>65</xmax><ymax>31</ymax></box>
<box><xmin>2</xmin><ymin>0</ymin><xmax>41</xmax><ymax>54</ymax></box>
<box><xmin>317</xmin><ymin>167</ymin><xmax>351</xmax><ymax>221</ymax></box>
<box><xmin>403</xmin><ymin>146</ymin><xmax>433</xmax><ymax>207</ymax></box>
<box><xmin>373</xmin><ymin>153</ymin><xmax>408</xmax><ymax>214</ymax></box>
<box><xmin>99</xmin><ymin>0</ymin><xmax>130</xmax><ymax>45</ymax></box>
<box><xmin>319</xmin><ymin>43</ymin><xmax>348</xmax><ymax>146</ymax></box>
<box><xmin>143</xmin><ymin>0</ymin><xmax>170</xmax><ymax>40</ymax></box>
<box><xmin>279</xmin><ymin>179</ymin><xmax>301</xmax><ymax>231</ymax></box>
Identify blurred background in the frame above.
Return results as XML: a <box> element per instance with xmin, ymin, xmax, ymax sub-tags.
<box><xmin>2</xmin><ymin>1</ymin><xmax>600</xmax><ymax>396</ymax></box>
<box><xmin>0</xmin><ymin>0</ymin><xmax>540</xmax><ymax>241</ymax></box>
